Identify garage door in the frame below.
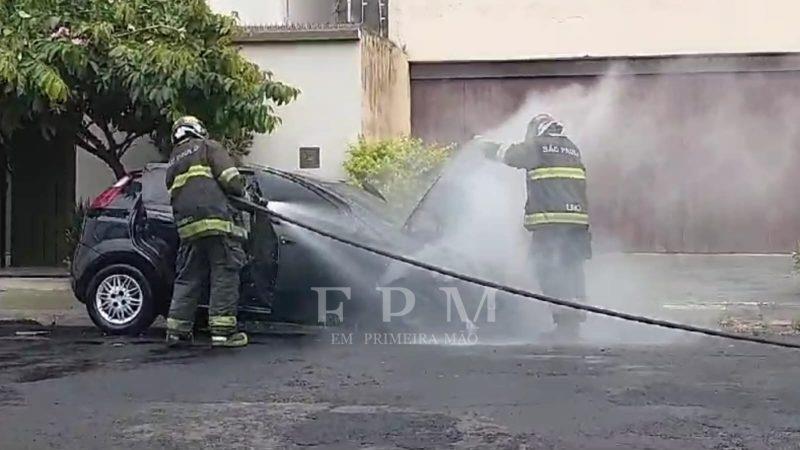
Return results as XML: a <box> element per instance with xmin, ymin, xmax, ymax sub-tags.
<box><xmin>411</xmin><ymin>58</ymin><xmax>800</xmax><ymax>253</ymax></box>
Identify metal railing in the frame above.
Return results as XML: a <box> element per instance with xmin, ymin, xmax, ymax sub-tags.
<box><xmin>285</xmin><ymin>0</ymin><xmax>388</xmax><ymax>36</ymax></box>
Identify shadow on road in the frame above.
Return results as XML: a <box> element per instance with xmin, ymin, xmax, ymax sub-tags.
<box><xmin>0</xmin><ymin>323</ymin><xmax>317</xmax><ymax>384</ymax></box>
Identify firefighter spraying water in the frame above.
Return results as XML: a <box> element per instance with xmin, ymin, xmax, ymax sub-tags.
<box><xmin>164</xmin><ymin>116</ymin><xmax>250</xmax><ymax>348</ymax></box>
<box><xmin>475</xmin><ymin>113</ymin><xmax>592</xmax><ymax>342</ymax></box>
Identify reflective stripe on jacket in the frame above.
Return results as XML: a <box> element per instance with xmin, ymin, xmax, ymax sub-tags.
<box><xmin>176</xmin><ymin>218</ymin><xmax>249</xmax><ymax>241</ymax></box>
<box><xmin>166</xmin><ymin>138</ymin><xmax>246</xmax><ymax>241</ymax></box>
<box><xmin>498</xmin><ymin>134</ymin><xmax>589</xmax><ymax>231</ymax></box>
<box><xmin>528</xmin><ymin>167</ymin><xmax>586</xmax><ymax>181</ymax></box>
<box><xmin>169</xmin><ymin>165</ymin><xmax>213</xmax><ymax>193</ymax></box>
<box><xmin>524</xmin><ymin>212</ymin><xmax>589</xmax><ymax>227</ymax></box>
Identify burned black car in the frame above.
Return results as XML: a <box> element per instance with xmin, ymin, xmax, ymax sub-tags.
<box><xmin>70</xmin><ymin>163</ymin><xmax>485</xmax><ymax>335</ymax></box>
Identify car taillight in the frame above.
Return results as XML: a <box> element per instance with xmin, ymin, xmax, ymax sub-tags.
<box><xmin>90</xmin><ymin>175</ymin><xmax>132</xmax><ymax>209</ymax></box>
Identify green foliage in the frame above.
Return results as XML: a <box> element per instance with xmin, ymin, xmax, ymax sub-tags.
<box><xmin>0</xmin><ymin>0</ymin><xmax>299</xmax><ymax>177</ymax></box>
<box><xmin>221</xmin><ymin>131</ymin><xmax>255</xmax><ymax>164</ymax></box>
<box><xmin>343</xmin><ymin>136</ymin><xmax>454</xmax><ymax>215</ymax></box>
<box><xmin>63</xmin><ymin>199</ymin><xmax>90</xmax><ymax>267</ymax></box>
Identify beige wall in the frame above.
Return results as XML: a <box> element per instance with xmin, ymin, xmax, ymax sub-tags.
<box><xmin>360</xmin><ymin>33</ymin><xmax>411</xmax><ymax>139</ymax></box>
<box><xmin>239</xmin><ymin>40</ymin><xmax>363</xmax><ymax>179</ymax></box>
<box><xmin>208</xmin><ymin>0</ymin><xmax>336</xmax><ymax>26</ymax></box>
<box><xmin>390</xmin><ymin>0</ymin><xmax>800</xmax><ymax>62</ymax></box>
<box><xmin>208</xmin><ymin>0</ymin><xmax>287</xmax><ymax>25</ymax></box>
<box><xmin>287</xmin><ymin>0</ymin><xmax>337</xmax><ymax>24</ymax></box>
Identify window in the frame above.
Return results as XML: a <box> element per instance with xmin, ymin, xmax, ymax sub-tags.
<box><xmin>140</xmin><ymin>164</ymin><xmax>170</xmax><ymax>207</ymax></box>
<box><xmin>299</xmin><ymin>147</ymin><xmax>321</xmax><ymax>169</ymax></box>
<box><xmin>140</xmin><ymin>164</ymin><xmax>172</xmax><ymax>222</ymax></box>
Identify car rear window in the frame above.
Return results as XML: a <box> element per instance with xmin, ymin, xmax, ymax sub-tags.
<box><xmin>140</xmin><ymin>164</ymin><xmax>173</xmax><ymax>221</ymax></box>
<box><xmin>141</xmin><ymin>164</ymin><xmax>170</xmax><ymax>206</ymax></box>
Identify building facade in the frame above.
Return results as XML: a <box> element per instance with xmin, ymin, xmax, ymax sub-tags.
<box><xmin>389</xmin><ymin>0</ymin><xmax>800</xmax><ymax>61</ymax></box>
<box><xmin>237</xmin><ymin>27</ymin><xmax>409</xmax><ymax>178</ymax></box>
<box><xmin>16</xmin><ymin>0</ymin><xmax>400</xmax><ymax>267</ymax></box>
<box><xmin>391</xmin><ymin>0</ymin><xmax>800</xmax><ymax>253</ymax></box>
<box><xmin>48</xmin><ymin>0</ymin><xmax>800</xmax><ymax>267</ymax></box>
<box><xmin>78</xmin><ymin>0</ymin><xmax>402</xmax><ymax>202</ymax></box>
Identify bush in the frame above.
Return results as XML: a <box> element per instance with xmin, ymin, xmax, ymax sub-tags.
<box><xmin>793</xmin><ymin>241</ymin><xmax>800</xmax><ymax>275</ymax></box>
<box><xmin>343</xmin><ymin>137</ymin><xmax>454</xmax><ymax>217</ymax></box>
<box><xmin>64</xmin><ymin>200</ymin><xmax>91</xmax><ymax>267</ymax></box>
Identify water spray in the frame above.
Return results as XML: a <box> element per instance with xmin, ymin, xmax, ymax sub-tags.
<box><xmin>233</xmin><ymin>197</ymin><xmax>800</xmax><ymax>350</ymax></box>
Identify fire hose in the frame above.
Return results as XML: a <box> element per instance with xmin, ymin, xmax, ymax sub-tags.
<box><xmin>237</xmin><ymin>198</ymin><xmax>800</xmax><ymax>350</ymax></box>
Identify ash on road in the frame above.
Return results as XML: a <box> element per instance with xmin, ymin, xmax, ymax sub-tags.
<box><xmin>1</xmin><ymin>324</ymin><xmax>799</xmax><ymax>450</ymax></box>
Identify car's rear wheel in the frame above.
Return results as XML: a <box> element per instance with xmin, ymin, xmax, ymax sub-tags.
<box><xmin>86</xmin><ymin>264</ymin><xmax>157</xmax><ymax>335</ymax></box>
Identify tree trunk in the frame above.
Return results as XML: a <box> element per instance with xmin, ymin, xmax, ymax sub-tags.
<box><xmin>105</xmin><ymin>153</ymin><xmax>126</xmax><ymax>179</ymax></box>
<box><xmin>78</xmin><ymin>143</ymin><xmax>127</xmax><ymax>180</ymax></box>
<box><xmin>76</xmin><ymin>122</ymin><xmax>129</xmax><ymax>180</ymax></box>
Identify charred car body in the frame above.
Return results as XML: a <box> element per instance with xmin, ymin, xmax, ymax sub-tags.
<box><xmin>71</xmin><ymin>163</ymin><xmax>488</xmax><ymax>335</ymax></box>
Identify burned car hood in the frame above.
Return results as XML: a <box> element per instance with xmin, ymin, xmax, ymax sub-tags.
<box><xmin>255</xmin><ymin>168</ymin><xmax>420</xmax><ymax>248</ymax></box>
<box><xmin>251</xmin><ymin>167</ymin><xmax>482</xmax><ymax>285</ymax></box>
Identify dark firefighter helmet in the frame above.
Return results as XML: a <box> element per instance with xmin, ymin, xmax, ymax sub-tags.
<box><xmin>526</xmin><ymin>113</ymin><xmax>564</xmax><ymax>141</ymax></box>
<box><xmin>171</xmin><ymin>116</ymin><xmax>208</xmax><ymax>144</ymax></box>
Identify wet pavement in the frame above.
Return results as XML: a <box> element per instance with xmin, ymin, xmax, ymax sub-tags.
<box><xmin>2</xmin><ymin>254</ymin><xmax>800</xmax><ymax>448</ymax></box>
<box><xmin>4</xmin><ymin>253</ymin><xmax>800</xmax><ymax>325</ymax></box>
<box><xmin>1</xmin><ymin>323</ymin><xmax>800</xmax><ymax>449</ymax></box>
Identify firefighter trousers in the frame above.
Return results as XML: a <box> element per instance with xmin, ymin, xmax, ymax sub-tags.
<box><xmin>531</xmin><ymin>227</ymin><xmax>590</xmax><ymax>326</ymax></box>
<box><xmin>167</xmin><ymin>235</ymin><xmax>246</xmax><ymax>336</ymax></box>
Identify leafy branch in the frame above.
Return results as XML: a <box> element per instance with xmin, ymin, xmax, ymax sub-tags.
<box><xmin>0</xmin><ymin>0</ymin><xmax>300</xmax><ymax>178</ymax></box>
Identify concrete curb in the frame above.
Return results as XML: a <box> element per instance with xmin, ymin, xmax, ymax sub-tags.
<box><xmin>0</xmin><ymin>283</ymin><xmax>87</xmax><ymax>327</ymax></box>
<box><xmin>0</xmin><ymin>318</ymin><xmax>42</xmax><ymax>326</ymax></box>
<box><xmin>0</xmin><ymin>310</ymin><xmax>88</xmax><ymax>328</ymax></box>
<box><xmin>662</xmin><ymin>302</ymin><xmax>800</xmax><ymax>335</ymax></box>
<box><xmin>0</xmin><ymin>277</ymin><xmax>70</xmax><ymax>291</ymax></box>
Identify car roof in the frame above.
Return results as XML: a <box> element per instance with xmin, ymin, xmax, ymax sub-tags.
<box><xmin>141</xmin><ymin>163</ymin><xmax>416</xmax><ymax>246</ymax></box>
<box><xmin>143</xmin><ymin>162</ymin><xmax>346</xmax><ymax>183</ymax></box>
<box><xmin>142</xmin><ymin>162</ymin><xmax>362</xmax><ymax>214</ymax></box>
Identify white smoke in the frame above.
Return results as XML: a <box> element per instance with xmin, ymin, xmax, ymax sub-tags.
<box><xmin>410</xmin><ymin>63</ymin><xmax>800</xmax><ymax>344</ymax></box>
<box><xmin>482</xmin><ymin>65</ymin><xmax>800</xmax><ymax>254</ymax></box>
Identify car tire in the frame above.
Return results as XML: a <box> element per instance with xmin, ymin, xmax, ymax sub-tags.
<box><xmin>85</xmin><ymin>264</ymin><xmax>157</xmax><ymax>335</ymax></box>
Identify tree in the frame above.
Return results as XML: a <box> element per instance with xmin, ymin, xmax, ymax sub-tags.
<box><xmin>0</xmin><ymin>0</ymin><xmax>299</xmax><ymax>178</ymax></box>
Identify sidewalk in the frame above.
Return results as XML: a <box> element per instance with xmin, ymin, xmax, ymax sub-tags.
<box><xmin>0</xmin><ymin>254</ymin><xmax>799</xmax><ymax>331</ymax></box>
<box><xmin>585</xmin><ymin>253</ymin><xmax>800</xmax><ymax>334</ymax></box>
<box><xmin>0</xmin><ymin>277</ymin><xmax>87</xmax><ymax>327</ymax></box>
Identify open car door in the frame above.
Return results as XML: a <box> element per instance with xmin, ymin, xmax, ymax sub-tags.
<box><xmin>236</xmin><ymin>175</ymin><xmax>280</xmax><ymax>317</ymax></box>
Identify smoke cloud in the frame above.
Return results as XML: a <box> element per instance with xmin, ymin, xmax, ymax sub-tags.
<box><xmin>408</xmin><ymin>62</ymin><xmax>800</xmax><ymax>344</ymax></box>
<box><xmin>481</xmin><ymin>64</ymin><xmax>800</xmax><ymax>253</ymax></box>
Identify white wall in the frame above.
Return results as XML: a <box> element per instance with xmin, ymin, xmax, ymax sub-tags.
<box><xmin>391</xmin><ymin>0</ymin><xmax>800</xmax><ymax>61</ymax></box>
<box><xmin>239</xmin><ymin>40</ymin><xmax>362</xmax><ymax>179</ymax></box>
<box><xmin>75</xmin><ymin>38</ymin><xmax>362</xmax><ymax>201</ymax></box>
<box><xmin>208</xmin><ymin>0</ymin><xmax>287</xmax><ymax>25</ymax></box>
<box><xmin>75</xmin><ymin>141</ymin><xmax>162</xmax><ymax>202</ymax></box>
<box><xmin>287</xmin><ymin>0</ymin><xmax>337</xmax><ymax>24</ymax></box>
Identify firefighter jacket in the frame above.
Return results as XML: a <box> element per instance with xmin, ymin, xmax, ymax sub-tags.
<box><xmin>166</xmin><ymin>138</ymin><xmax>247</xmax><ymax>241</ymax></box>
<box><xmin>496</xmin><ymin>134</ymin><xmax>589</xmax><ymax>231</ymax></box>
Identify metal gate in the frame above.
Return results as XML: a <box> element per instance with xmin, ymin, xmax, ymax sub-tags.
<box><xmin>411</xmin><ymin>57</ymin><xmax>800</xmax><ymax>253</ymax></box>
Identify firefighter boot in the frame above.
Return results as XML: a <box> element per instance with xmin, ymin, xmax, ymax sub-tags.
<box><xmin>211</xmin><ymin>331</ymin><xmax>249</xmax><ymax>348</ymax></box>
<box><xmin>539</xmin><ymin>323</ymin><xmax>580</xmax><ymax>344</ymax></box>
<box><xmin>539</xmin><ymin>313</ymin><xmax>582</xmax><ymax>344</ymax></box>
<box><xmin>166</xmin><ymin>318</ymin><xmax>195</xmax><ymax>348</ymax></box>
<box><xmin>209</xmin><ymin>315</ymin><xmax>248</xmax><ymax>348</ymax></box>
<box><xmin>539</xmin><ymin>302</ymin><xmax>586</xmax><ymax>344</ymax></box>
<box><xmin>165</xmin><ymin>330</ymin><xmax>194</xmax><ymax>348</ymax></box>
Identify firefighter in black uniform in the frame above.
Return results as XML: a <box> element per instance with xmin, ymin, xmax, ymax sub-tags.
<box><xmin>165</xmin><ymin>116</ymin><xmax>249</xmax><ymax>348</ymax></box>
<box><xmin>480</xmin><ymin>114</ymin><xmax>591</xmax><ymax>340</ymax></box>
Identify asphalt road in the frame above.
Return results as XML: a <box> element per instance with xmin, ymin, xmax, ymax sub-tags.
<box><xmin>1</xmin><ymin>323</ymin><xmax>800</xmax><ymax>450</ymax></box>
